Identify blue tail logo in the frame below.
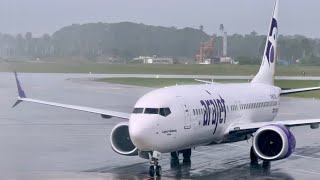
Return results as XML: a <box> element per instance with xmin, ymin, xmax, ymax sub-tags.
<box><xmin>266</xmin><ymin>18</ymin><xmax>278</xmax><ymax>66</ymax></box>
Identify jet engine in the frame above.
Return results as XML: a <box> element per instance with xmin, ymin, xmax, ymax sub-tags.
<box><xmin>253</xmin><ymin>124</ymin><xmax>296</xmax><ymax>161</ymax></box>
<box><xmin>110</xmin><ymin>122</ymin><xmax>138</xmax><ymax>156</ymax></box>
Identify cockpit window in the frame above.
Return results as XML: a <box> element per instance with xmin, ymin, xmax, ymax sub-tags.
<box><xmin>132</xmin><ymin>108</ymin><xmax>144</xmax><ymax>114</ymax></box>
<box><xmin>144</xmin><ymin>108</ymin><xmax>159</xmax><ymax>114</ymax></box>
<box><xmin>159</xmin><ymin>108</ymin><xmax>171</xmax><ymax>117</ymax></box>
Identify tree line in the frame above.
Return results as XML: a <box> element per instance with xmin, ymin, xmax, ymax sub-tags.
<box><xmin>0</xmin><ymin>22</ymin><xmax>320</xmax><ymax>64</ymax></box>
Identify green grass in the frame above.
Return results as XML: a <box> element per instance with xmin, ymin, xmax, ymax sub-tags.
<box><xmin>1</xmin><ymin>62</ymin><xmax>320</xmax><ymax>76</ymax></box>
<box><xmin>97</xmin><ymin>77</ymin><xmax>320</xmax><ymax>98</ymax></box>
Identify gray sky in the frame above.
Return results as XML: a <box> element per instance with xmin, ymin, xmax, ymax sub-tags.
<box><xmin>0</xmin><ymin>0</ymin><xmax>319</xmax><ymax>37</ymax></box>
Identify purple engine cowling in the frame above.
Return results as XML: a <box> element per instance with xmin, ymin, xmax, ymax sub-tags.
<box><xmin>253</xmin><ymin>124</ymin><xmax>296</xmax><ymax>161</ymax></box>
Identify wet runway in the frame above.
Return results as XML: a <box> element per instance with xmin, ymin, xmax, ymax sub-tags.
<box><xmin>1</xmin><ymin>73</ymin><xmax>320</xmax><ymax>179</ymax></box>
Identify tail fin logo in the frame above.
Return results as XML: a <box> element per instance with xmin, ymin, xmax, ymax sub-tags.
<box><xmin>266</xmin><ymin>18</ymin><xmax>278</xmax><ymax>66</ymax></box>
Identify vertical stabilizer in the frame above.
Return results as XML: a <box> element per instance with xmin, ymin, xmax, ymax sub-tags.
<box><xmin>251</xmin><ymin>0</ymin><xmax>279</xmax><ymax>85</ymax></box>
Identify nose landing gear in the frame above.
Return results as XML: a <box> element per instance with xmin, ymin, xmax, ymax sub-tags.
<box><xmin>149</xmin><ymin>151</ymin><xmax>162</xmax><ymax>177</ymax></box>
<box><xmin>149</xmin><ymin>163</ymin><xmax>162</xmax><ymax>177</ymax></box>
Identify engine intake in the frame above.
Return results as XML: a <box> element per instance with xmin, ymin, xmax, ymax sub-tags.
<box><xmin>110</xmin><ymin>122</ymin><xmax>138</xmax><ymax>156</ymax></box>
<box><xmin>253</xmin><ymin>124</ymin><xmax>296</xmax><ymax>161</ymax></box>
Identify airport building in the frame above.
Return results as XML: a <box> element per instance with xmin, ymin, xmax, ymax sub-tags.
<box><xmin>132</xmin><ymin>56</ymin><xmax>174</xmax><ymax>64</ymax></box>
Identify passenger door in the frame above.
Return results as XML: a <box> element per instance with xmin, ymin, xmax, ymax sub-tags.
<box><xmin>176</xmin><ymin>96</ymin><xmax>191</xmax><ymax>129</ymax></box>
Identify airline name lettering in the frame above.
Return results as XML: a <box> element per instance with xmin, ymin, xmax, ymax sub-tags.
<box><xmin>200</xmin><ymin>95</ymin><xmax>227</xmax><ymax>134</ymax></box>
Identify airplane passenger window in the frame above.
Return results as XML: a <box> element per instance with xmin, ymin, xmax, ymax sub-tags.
<box><xmin>132</xmin><ymin>108</ymin><xmax>144</xmax><ymax>114</ymax></box>
<box><xmin>145</xmin><ymin>108</ymin><xmax>159</xmax><ymax>114</ymax></box>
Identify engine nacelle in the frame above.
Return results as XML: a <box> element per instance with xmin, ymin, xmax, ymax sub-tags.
<box><xmin>110</xmin><ymin>122</ymin><xmax>138</xmax><ymax>156</ymax></box>
<box><xmin>253</xmin><ymin>124</ymin><xmax>296</xmax><ymax>161</ymax></box>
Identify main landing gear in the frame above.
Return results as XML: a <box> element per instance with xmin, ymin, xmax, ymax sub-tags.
<box><xmin>149</xmin><ymin>151</ymin><xmax>162</xmax><ymax>177</ymax></box>
<box><xmin>171</xmin><ymin>148</ymin><xmax>192</xmax><ymax>165</ymax></box>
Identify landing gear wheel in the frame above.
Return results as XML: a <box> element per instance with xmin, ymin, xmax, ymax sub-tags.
<box><xmin>155</xmin><ymin>166</ymin><xmax>162</xmax><ymax>177</ymax></box>
<box><xmin>171</xmin><ymin>151</ymin><xmax>179</xmax><ymax>161</ymax></box>
<box><xmin>149</xmin><ymin>151</ymin><xmax>162</xmax><ymax>177</ymax></box>
<box><xmin>182</xmin><ymin>148</ymin><xmax>191</xmax><ymax>163</ymax></box>
<box><xmin>182</xmin><ymin>148</ymin><xmax>191</xmax><ymax>159</ymax></box>
<box><xmin>250</xmin><ymin>146</ymin><xmax>258</xmax><ymax>164</ymax></box>
<box><xmin>149</xmin><ymin>165</ymin><xmax>155</xmax><ymax>177</ymax></box>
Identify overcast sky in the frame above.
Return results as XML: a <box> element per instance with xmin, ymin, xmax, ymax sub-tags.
<box><xmin>0</xmin><ymin>0</ymin><xmax>319</xmax><ymax>37</ymax></box>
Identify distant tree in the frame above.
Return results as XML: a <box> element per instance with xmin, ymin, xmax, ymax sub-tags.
<box><xmin>1</xmin><ymin>22</ymin><xmax>320</xmax><ymax>65</ymax></box>
<box><xmin>250</xmin><ymin>31</ymin><xmax>258</xmax><ymax>36</ymax></box>
<box><xmin>199</xmin><ymin>25</ymin><xmax>204</xmax><ymax>32</ymax></box>
<box><xmin>25</xmin><ymin>32</ymin><xmax>33</xmax><ymax>54</ymax></box>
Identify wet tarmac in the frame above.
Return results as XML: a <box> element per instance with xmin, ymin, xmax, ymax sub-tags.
<box><xmin>1</xmin><ymin>73</ymin><xmax>320</xmax><ymax>179</ymax></box>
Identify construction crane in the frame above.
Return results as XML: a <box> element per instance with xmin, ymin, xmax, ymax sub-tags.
<box><xmin>196</xmin><ymin>36</ymin><xmax>215</xmax><ymax>64</ymax></box>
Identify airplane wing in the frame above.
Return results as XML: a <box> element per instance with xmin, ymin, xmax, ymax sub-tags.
<box><xmin>194</xmin><ymin>79</ymin><xmax>219</xmax><ymax>84</ymax></box>
<box><xmin>228</xmin><ymin>119</ymin><xmax>320</xmax><ymax>136</ymax></box>
<box><xmin>13</xmin><ymin>72</ymin><xmax>131</xmax><ymax>120</ymax></box>
<box><xmin>281</xmin><ymin>87</ymin><xmax>320</xmax><ymax>95</ymax></box>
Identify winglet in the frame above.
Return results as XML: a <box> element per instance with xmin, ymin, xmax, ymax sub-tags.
<box><xmin>13</xmin><ymin>71</ymin><xmax>27</xmax><ymax>108</ymax></box>
<box><xmin>14</xmin><ymin>71</ymin><xmax>26</xmax><ymax>98</ymax></box>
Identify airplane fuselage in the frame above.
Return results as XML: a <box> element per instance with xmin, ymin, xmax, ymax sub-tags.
<box><xmin>129</xmin><ymin>83</ymin><xmax>281</xmax><ymax>153</ymax></box>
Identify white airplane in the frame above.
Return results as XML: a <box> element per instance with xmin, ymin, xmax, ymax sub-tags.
<box><xmin>13</xmin><ymin>0</ymin><xmax>320</xmax><ymax>177</ymax></box>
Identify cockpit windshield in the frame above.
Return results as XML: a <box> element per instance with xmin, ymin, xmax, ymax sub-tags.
<box><xmin>132</xmin><ymin>107</ymin><xmax>171</xmax><ymax>117</ymax></box>
<box><xmin>132</xmin><ymin>108</ymin><xmax>144</xmax><ymax>114</ymax></box>
<box><xmin>144</xmin><ymin>108</ymin><xmax>159</xmax><ymax>114</ymax></box>
<box><xmin>159</xmin><ymin>108</ymin><xmax>171</xmax><ymax>117</ymax></box>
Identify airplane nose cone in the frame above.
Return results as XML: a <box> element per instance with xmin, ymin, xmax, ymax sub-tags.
<box><xmin>129</xmin><ymin>118</ymin><xmax>154</xmax><ymax>151</ymax></box>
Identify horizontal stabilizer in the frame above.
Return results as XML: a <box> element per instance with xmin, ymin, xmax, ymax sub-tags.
<box><xmin>281</xmin><ymin>86</ymin><xmax>320</xmax><ymax>95</ymax></box>
<box><xmin>194</xmin><ymin>79</ymin><xmax>218</xmax><ymax>84</ymax></box>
